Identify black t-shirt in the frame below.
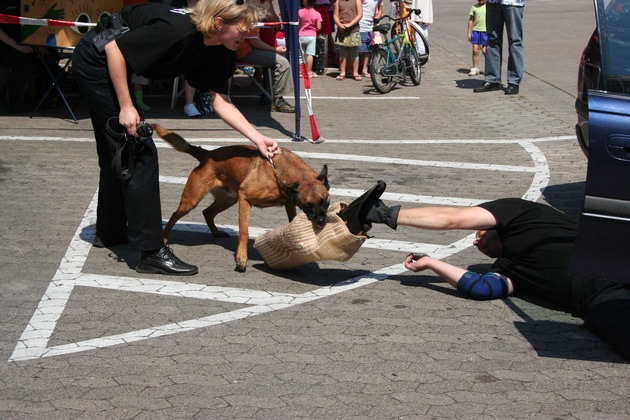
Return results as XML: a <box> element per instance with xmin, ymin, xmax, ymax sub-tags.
<box><xmin>478</xmin><ymin>198</ymin><xmax>578</xmax><ymax>308</ymax></box>
<box><xmin>115</xmin><ymin>3</ymin><xmax>233</xmax><ymax>93</ymax></box>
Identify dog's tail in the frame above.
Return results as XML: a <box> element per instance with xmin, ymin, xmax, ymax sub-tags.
<box><xmin>154</xmin><ymin>124</ymin><xmax>207</xmax><ymax>162</ymax></box>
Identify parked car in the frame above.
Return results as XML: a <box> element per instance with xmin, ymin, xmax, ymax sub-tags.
<box><xmin>575</xmin><ymin>28</ymin><xmax>600</xmax><ymax>156</ymax></box>
<box><xmin>570</xmin><ymin>0</ymin><xmax>630</xmax><ymax>283</ymax></box>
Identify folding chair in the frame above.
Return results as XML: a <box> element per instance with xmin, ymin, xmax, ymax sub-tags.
<box><xmin>235</xmin><ymin>63</ymin><xmax>274</xmax><ymax>103</ymax></box>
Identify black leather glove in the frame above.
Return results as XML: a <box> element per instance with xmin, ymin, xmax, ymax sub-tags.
<box><xmin>365</xmin><ymin>200</ymin><xmax>400</xmax><ymax>230</ymax></box>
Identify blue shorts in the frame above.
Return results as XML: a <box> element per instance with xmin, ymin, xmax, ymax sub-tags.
<box><xmin>357</xmin><ymin>32</ymin><xmax>373</xmax><ymax>53</ymax></box>
<box><xmin>299</xmin><ymin>36</ymin><xmax>317</xmax><ymax>56</ymax></box>
<box><xmin>471</xmin><ymin>31</ymin><xmax>488</xmax><ymax>46</ymax></box>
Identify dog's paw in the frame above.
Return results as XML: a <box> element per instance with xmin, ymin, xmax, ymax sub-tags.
<box><xmin>234</xmin><ymin>256</ymin><xmax>247</xmax><ymax>272</ymax></box>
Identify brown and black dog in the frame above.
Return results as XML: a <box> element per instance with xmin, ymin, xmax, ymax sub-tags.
<box><xmin>154</xmin><ymin>124</ymin><xmax>330</xmax><ymax>272</ymax></box>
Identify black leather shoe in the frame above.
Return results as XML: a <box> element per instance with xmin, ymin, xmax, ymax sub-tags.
<box><xmin>505</xmin><ymin>83</ymin><xmax>520</xmax><ymax>95</ymax></box>
<box><xmin>136</xmin><ymin>245</ymin><xmax>198</xmax><ymax>276</ymax></box>
<box><xmin>473</xmin><ymin>82</ymin><xmax>502</xmax><ymax>93</ymax></box>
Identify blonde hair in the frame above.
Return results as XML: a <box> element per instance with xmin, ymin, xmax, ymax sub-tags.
<box><xmin>189</xmin><ymin>0</ymin><xmax>266</xmax><ymax>37</ymax></box>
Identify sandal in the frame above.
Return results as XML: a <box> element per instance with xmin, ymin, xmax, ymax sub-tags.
<box><xmin>336</xmin><ymin>74</ymin><xmax>345</xmax><ymax>80</ymax></box>
<box><xmin>354</xmin><ymin>75</ymin><xmax>363</xmax><ymax>81</ymax></box>
<box><xmin>309</xmin><ymin>72</ymin><xmax>318</xmax><ymax>78</ymax></box>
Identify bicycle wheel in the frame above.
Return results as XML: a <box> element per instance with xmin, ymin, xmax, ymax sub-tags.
<box><xmin>369</xmin><ymin>48</ymin><xmax>395</xmax><ymax>94</ymax></box>
<box><xmin>406</xmin><ymin>46</ymin><xmax>421</xmax><ymax>85</ymax></box>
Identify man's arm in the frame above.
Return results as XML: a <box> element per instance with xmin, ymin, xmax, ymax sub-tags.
<box><xmin>247</xmin><ymin>34</ymin><xmax>287</xmax><ymax>55</ymax></box>
<box><xmin>404</xmin><ymin>254</ymin><xmax>514</xmax><ymax>299</ymax></box>
<box><xmin>397</xmin><ymin>205</ymin><xmax>498</xmax><ymax>230</ymax></box>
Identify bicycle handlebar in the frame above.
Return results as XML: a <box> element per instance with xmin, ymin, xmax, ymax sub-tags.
<box><xmin>374</xmin><ymin>8</ymin><xmax>421</xmax><ymax>24</ymax></box>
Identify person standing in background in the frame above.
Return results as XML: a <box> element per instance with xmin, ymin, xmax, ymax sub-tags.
<box><xmin>299</xmin><ymin>0</ymin><xmax>323</xmax><ymax>78</ymax></box>
<box><xmin>473</xmin><ymin>0</ymin><xmax>525</xmax><ymax>95</ymax></box>
<box><xmin>333</xmin><ymin>0</ymin><xmax>363</xmax><ymax>81</ymax></box>
<box><xmin>357</xmin><ymin>0</ymin><xmax>383</xmax><ymax>77</ymax></box>
<box><xmin>410</xmin><ymin>0</ymin><xmax>433</xmax><ymax>56</ymax></box>
<box><xmin>467</xmin><ymin>0</ymin><xmax>487</xmax><ymax>76</ymax></box>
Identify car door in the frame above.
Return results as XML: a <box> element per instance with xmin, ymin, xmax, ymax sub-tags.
<box><xmin>570</xmin><ymin>0</ymin><xmax>630</xmax><ymax>283</ymax></box>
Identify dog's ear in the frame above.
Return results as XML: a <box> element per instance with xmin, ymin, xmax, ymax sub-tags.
<box><xmin>317</xmin><ymin>165</ymin><xmax>330</xmax><ymax>190</ymax></box>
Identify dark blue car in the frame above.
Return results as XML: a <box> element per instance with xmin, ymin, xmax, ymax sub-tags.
<box><xmin>571</xmin><ymin>0</ymin><xmax>630</xmax><ymax>283</ymax></box>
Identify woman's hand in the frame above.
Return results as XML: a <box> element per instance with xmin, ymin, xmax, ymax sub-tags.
<box><xmin>256</xmin><ymin>136</ymin><xmax>280</xmax><ymax>158</ymax></box>
<box><xmin>119</xmin><ymin>106</ymin><xmax>142</xmax><ymax>138</ymax></box>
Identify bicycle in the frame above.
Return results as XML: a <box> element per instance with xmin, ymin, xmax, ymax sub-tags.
<box><xmin>369</xmin><ymin>9</ymin><xmax>425</xmax><ymax>94</ymax></box>
<box><xmin>392</xmin><ymin>1</ymin><xmax>430</xmax><ymax>66</ymax></box>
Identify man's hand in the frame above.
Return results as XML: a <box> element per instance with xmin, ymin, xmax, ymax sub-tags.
<box><xmin>404</xmin><ymin>253</ymin><xmax>430</xmax><ymax>272</ymax></box>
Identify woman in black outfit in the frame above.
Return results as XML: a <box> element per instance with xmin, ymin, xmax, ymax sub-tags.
<box><xmin>73</xmin><ymin>0</ymin><xmax>280</xmax><ymax>276</ymax></box>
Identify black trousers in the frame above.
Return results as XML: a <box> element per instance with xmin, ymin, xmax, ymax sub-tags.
<box><xmin>72</xmin><ymin>33</ymin><xmax>163</xmax><ymax>252</ymax></box>
<box><xmin>572</xmin><ymin>277</ymin><xmax>630</xmax><ymax>360</ymax></box>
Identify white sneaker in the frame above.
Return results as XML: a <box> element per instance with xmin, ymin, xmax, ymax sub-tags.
<box><xmin>468</xmin><ymin>68</ymin><xmax>479</xmax><ymax>76</ymax></box>
<box><xmin>184</xmin><ymin>103</ymin><xmax>202</xmax><ymax>117</ymax></box>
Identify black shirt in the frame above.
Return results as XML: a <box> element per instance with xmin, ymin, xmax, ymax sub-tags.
<box><xmin>115</xmin><ymin>4</ymin><xmax>233</xmax><ymax>93</ymax></box>
<box><xmin>478</xmin><ymin>198</ymin><xmax>578</xmax><ymax>308</ymax></box>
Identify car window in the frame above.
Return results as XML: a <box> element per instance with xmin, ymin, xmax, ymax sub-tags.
<box><xmin>597</xmin><ymin>0</ymin><xmax>630</xmax><ymax>94</ymax></box>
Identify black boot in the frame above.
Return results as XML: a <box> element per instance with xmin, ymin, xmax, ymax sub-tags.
<box><xmin>365</xmin><ymin>200</ymin><xmax>400</xmax><ymax>230</ymax></box>
<box><xmin>136</xmin><ymin>245</ymin><xmax>198</xmax><ymax>276</ymax></box>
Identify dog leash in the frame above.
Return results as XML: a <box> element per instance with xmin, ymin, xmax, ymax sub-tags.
<box><xmin>106</xmin><ymin>118</ymin><xmax>153</xmax><ymax>181</ymax></box>
<box><xmin>267</xmin><ymin>155</ymin><xmax>276</xmax><ymax>169</ymax></box>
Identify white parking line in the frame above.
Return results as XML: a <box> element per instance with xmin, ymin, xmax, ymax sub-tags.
<box><xmin>8</xmin><ymin>137</ymin><xmax>552</xmax><ymax>362</ymax></box>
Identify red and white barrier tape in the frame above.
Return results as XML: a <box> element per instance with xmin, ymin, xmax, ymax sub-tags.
<box><xmin>0</xmin><ymin>14</ymin><xmax>96</xmax><ymax>27</ymax></box>
<box><xmin>0</xmin><ymin>13</ymin><xmax>294</xmax><ymax>28</ymax></box>
<box><xmin>255</xmin><ymin>21</ymin><xmax>298</xmax><ymax>27</ymax></box>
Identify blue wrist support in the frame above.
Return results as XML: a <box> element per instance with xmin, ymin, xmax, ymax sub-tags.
<box><xmin>456</xmin><ymin>271</ymin><xmax>509</xmax><ymax>300</ymax></box>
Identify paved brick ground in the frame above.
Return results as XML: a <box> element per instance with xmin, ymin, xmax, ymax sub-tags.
<box><xmin>2</xmin><ymin>1</ymin><xmax>629</xmax><ymax>419</ymax></box>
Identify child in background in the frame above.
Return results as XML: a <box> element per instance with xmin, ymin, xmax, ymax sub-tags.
<box><xmin>333</xmin><ymin>0</ymin><xmax>363</xmax><ymax>81</ymax></box>
<box><xmin>467</xmin><ymin>0</ymin><xmax>487</xmax><ymax>76</ymax></box>
<box><xmin>299</xmin><ymin>0</ymin><xmax>323</xmax><ymax>78</ymax></box>
<box><xmin>358</xmin><ymin>0</ymin><xmax>383</xmax><ymax>77</ymax></box>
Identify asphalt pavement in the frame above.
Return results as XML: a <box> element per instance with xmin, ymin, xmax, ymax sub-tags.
<box><xmin>2</xmin><ymin>0</ymin><xmax>629</xmax><ymax>418</ymax></box>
